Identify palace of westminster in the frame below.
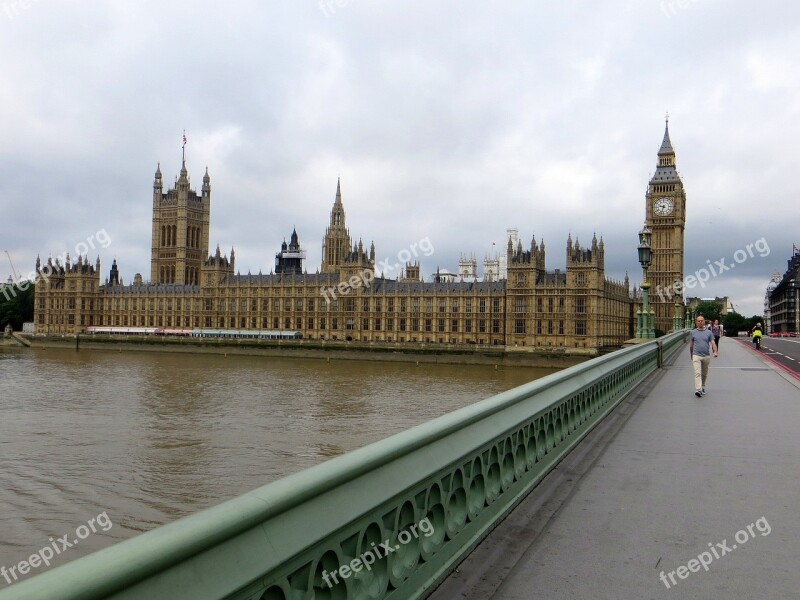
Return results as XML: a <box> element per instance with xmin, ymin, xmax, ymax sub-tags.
<box><xmin>33</xmin><ymin>123</ymin><xmax>687</xmax><ymax>355</ymax></box>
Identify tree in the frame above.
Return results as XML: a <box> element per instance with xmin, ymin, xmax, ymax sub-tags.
<box><xmin>722</xmin><ymin>311</ymin><xmax>747</xmax><ymax>336</ymax></box>
<box><xmin>0</xmin><ymin>282</ymin><xmax>35</xmax><ymax>331</ymax></box>
<box><xmin>693</xmin><ymin>301</ymin><xmax>723</xmax><ymax>323</ymax></box>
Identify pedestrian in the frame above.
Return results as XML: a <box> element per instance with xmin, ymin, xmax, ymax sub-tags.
<box><xmin>689</xmin><ymin>315</ymin><xmax>717</xmax><ymax>397</ymax></box>
<box><xmin>711</xmin><ymin>319</ymin><xmax>721</xmax><ymax>353</ymax></box>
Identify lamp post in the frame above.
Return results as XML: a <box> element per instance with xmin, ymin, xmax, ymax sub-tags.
<box><xmin>637</xmin><ymin>225</ymin><xmax>655</xmax><ymax>339</ymax></box>
<box><xmin>673</xmin><ymin>301</ymin><xmax>683</xmax><ymax>331</ymax></box>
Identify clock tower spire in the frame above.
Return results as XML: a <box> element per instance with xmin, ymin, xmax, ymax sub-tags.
<box><xmin>645</xmin><ymin>116</ymin><xmax>686</xmax><ymax>332</ymax></box>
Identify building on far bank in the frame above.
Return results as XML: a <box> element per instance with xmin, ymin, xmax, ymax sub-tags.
<box><xmin>764</xmin><ymin>271</ymin><xmax>781</xmax><ymax>334</ymax></box>
<box><xmin>686</xmin><ymin>296</ymin><xmax>734</xmax><ymax>316</ymax></box>
<box><xmin>33</xmin><ymin>130</ymin><xmax>699</xmax><ymax>354</ymax></box>
<box><xmin>768</xmin><ymin>246</ymin><xmax>800</xmax><ymax>335</ymax></box>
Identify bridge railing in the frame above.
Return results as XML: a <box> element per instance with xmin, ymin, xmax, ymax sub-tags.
<box><xmin>0</xmin><ymin>331</ymin><xmax>688</xmax><ymax>600</ymax></box>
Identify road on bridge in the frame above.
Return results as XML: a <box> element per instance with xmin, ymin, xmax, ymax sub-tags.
<box><xmin>738</xmin><ymin>335</ymin><xmax>800</xmax><ymax>378</ymax></box>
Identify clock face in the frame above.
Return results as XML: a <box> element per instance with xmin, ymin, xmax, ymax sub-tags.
<box><xmin>654</xmin><ymin>197</ymin><xmax>674</xmax><ymax>216</ymax></box>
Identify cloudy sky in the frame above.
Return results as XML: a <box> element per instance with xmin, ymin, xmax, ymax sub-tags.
<box><xmin>1</xmin><ymin>0</ymin><xmax>797</xmax><ymax>316</ymax></box>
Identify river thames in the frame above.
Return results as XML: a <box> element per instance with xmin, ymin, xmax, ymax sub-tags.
<box><xmin>0</xmin><ymin>347</ymin><xmax>556</xmax><ymax>577</ymax></box>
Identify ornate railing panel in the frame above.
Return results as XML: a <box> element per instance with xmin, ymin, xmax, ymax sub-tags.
<box><xmin>0</xmin><ymin>332</ymin><xmax>688</xmax><ymax>600</ymax></box>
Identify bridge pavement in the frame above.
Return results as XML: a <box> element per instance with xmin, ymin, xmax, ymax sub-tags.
<box><xmin>430</xmin><ymin>336</ymin><xmax>800</xmax><ymax>600</ymax></box>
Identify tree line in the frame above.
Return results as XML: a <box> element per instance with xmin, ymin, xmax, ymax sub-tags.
<box><xmin>0</xmin><ymin>282</ymin><xmax>34</xmax><ymax>331</ymax></box>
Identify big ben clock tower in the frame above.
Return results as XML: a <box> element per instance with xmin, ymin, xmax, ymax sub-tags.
<box><xmin>645</xmin><ymin>116</ymin><xmax>686</xmax><ymax>332</ymax></box>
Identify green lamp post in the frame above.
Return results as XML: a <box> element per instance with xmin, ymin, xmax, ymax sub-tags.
<box><xmin>637</xmin><ymin>225</ymin><xmax>655</xmax><ymax>339</ymax></box>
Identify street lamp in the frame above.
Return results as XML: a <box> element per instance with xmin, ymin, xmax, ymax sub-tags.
<box><xmin>674</xmin><ymin>300</ymin><xmax>683</xmax><ymax>332</ymax></box>
<box><xmin>636</xmin><ymin>225</ymin><xmax>655</xmax><ymax>339</ymax></box>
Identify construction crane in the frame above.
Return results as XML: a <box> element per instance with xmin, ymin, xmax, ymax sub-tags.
<box><xmin>4</xmin><ymin>250</ymin><xmax>21</xmax><ymax>283</ymax></box>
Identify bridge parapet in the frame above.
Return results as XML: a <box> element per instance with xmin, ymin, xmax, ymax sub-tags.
<box><xmin>0</xmin><ymin>332</ymin><xmax>688</xmax><ymax>600</ymax></box>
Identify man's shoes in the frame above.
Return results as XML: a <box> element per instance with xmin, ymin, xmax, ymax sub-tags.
<box><xmin>695</xmin><ymin>391</ymin><xmax>702</xmax><ymax>397</ymax></box>
<box><xmin>701</xmin><ymin>388</ymin><xmax>706</xmax><ymax>395</ymax></box>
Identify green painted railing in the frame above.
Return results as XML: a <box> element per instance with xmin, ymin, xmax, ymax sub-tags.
<box><xmin>0</xmin><ymin>331</ymin><xmax>688</xmax><ymax>600</ymax></box>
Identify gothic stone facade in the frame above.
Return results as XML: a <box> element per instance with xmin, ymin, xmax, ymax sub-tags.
<box><xmin>34</xmin><ymin>164</ymin><xmax>636</xmax><ymax>355</ymax></box>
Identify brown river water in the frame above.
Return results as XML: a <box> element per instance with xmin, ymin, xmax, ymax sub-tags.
<box><xmin>0</xmin><ymin>346</ymin><xmax>555</xmax><ymax>578</ymax></box>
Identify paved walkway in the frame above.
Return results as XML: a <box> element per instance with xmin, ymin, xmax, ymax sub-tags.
<box><xmin>431</xmin><ymin>337</ymin><xmax>800</xmax><ymax>600</ymax></box>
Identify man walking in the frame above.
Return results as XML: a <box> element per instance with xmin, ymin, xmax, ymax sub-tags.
<box><xmin>689</xmin><ymin>315</ymin><xmax>718</xmax><ymax>397</ymax></box>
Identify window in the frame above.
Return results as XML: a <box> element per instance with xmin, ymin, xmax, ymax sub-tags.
<box><xmin>576</xmin><ymin>320</ymin><xmax>586</xmax><ymax>335</ymax></box>
<box><xmin>577</xmin><ymin>272</ymin><xmax>586</xmax><ymax>286</ymax></box>
<box><xmin>515</xmin><ymin>297</ymin><xmax>525</xmax><ymax>313</ymax></box>
<box><xmin>515</xmin><ymin>319</ymin><xmax>525</xmax><ymax>334</ymax></box>
<box><xmin>537</xmin><ymin>298</ymin><xmax>543</xmax><ymax>312</ymax></box>
<box><xmin>346</xmin><ymin>298</ymin><xmax>355</xmax><ymax>312</ymax></box>
<box><xmin>425</xmin><ymin>319</ymin><xmax>432</xmax><ymax>332</ymax></box>
<box><xmin>558</xmin><ymin>297</ymin><xmax>564</xmax><ymax>311</ymax></box>
<box><xmin>400</xmin><ymin>299</ymin><xmax>407</xmax><ymax>312</ymax></box>
<box><xmin>452</xmin><ymin>299</ymin><xmax>459</xmax><ymax>313</ymax></box>
<box><xmin>465</xmin><ymin>299</ymin><xmax>473</xmax><ymax>313</ymax></box>
<box><xmin>388</xmin><ymin>298</ymin><xmax>394</xmax><ymax>313</ymax></box>
<box><xmin>296</xmin><ymin>299</ymin><xmax>303</xmax><ymax>311</ymax></box>
<box><xmin>412</xmin><ymin>318</ymin><xmax>419</xmax><ymax>332</ymax></box>
<box><xmin>451</xmin><ymin>319</ymin><xmax>458</xmax><ymax>332</ymax></box>
<box><xmin>559</xmin><ymin>320</ymin><xmax>564</xmax><ymax>334</ymax></box>
<box><xmin>363</xmin><ymin>298</ymin><xmax>370</xmax><ymax>312</ymax></box>
<box><xmin>400</xmin><ymin>318</ymin><xmax>407</xmax><ymax>331</ymax></box>
<box><xmin>576</xmin><ymin>297</ymin><xmax>586</xmax><ymax>313</ymax></box>
<box><xmin>493</xmin><ymin>298</ymin><xmax>500</xmax><ymax>313</ymax></box>
<box><xmin>412</xmin><ymin>299</ymin><xmax>420</xmax><ymax>313</ymax></box>
<box><xmin>548</xmin><ymin>297</ymin><xmax>554</xmax><ymax>312</ymax></box>
<box><xmin>439</xmin><ymin>300</ymin><xmax>446</xmax><ymax>313</ymax></box>
<box><xmin>537</xmin><ymin>320</ymin><xmax>542</xmax><ymax>334</ymax></box>
<box><xmin>479</xmin><ymin>299</ymin><xmax>486</xmax><ymax>313</ymax></box>
<box><xmin>308</xmin><ymin>299</ymin><xmax>315</xmax><ymax>311</ymax></box>
<box><xmin>479</xmin><ymin>319</ymin><xmax>486</xmax><ymax>333</ymax></box>
<box><xmin>376</xmin><ymin>298</ymin><xmax>382</xmax><ymax>312</ymax></box>
<box><xmin>425</xmin><ymin>299</ymin><xmax>433</xmax><ymax>313</ymax></box>
<box><xmin>492</xmin><ymin>319</ymin><xmax>500</xmax><ymax>334</ymax></box>
<box><xmin>465</xmin><ymin>319</ymin><xmax>472</xmax><ymax>333</ymax></box>
<box><xmin>374</xmin><ymin>318</ymin><xmax>381</xmax><ymax>330</ymax></box>
<box><xmin>386</xmin><ymin>318</ymin><xmax>393</xmax><ymax>330</ymax></box>
<box><xmin>548</xmin><ymin>320</ymin><xmax>553</xmax><ymax>334</ymax></box>
<box><xmin>320</xmin><ymin>318</ymin><xmax>326</xmax><ymax>330</ymax></box>
<box><xmin>438</xmin><ymin>319</ymin><xmax>445</xmax><ymax>332</ymax></box>
<box><xmin>363</xmin><ymin>318</ymin><xmax>369</xmax><ymax>330</ymax></box>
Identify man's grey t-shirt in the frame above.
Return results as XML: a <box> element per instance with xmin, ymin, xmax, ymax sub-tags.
<box><xmin>691</xmin><ymin>328</ymin><xmax>714</xmax><ymax>357</ymax></box>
